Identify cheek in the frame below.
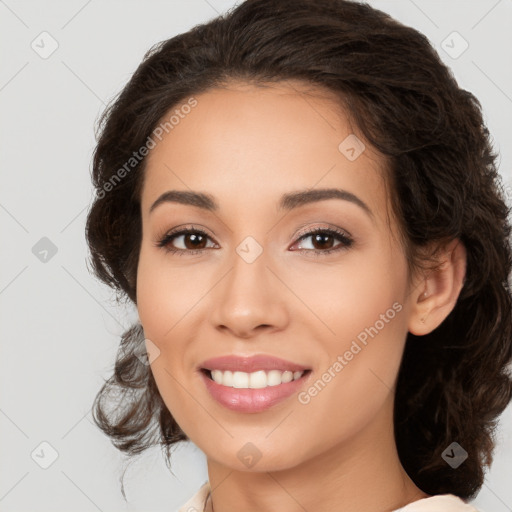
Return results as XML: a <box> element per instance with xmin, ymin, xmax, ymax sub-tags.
<box><xmin>136</xmin><ymin>245</ymin><xmax>199</xmax><ymax>341</ymax></box>
<box><xmin>136</xmin><ymin>251</ymin><xmax>168</xmax><ymax>339</ymax></box>
<box><xmin>135</xmin><ymin>247</ymin><xmax>199</xmax><ymax>430</ymax></box>
<box><xmin>135</xmin><ymin>246</ymin><xmax>194</xmax><ymax>412</ymax></box>
<box><xmin>291</xmin><ymin>246</ymin><xmax>407</xmax><ymax>353</ymax></box>
<box><xmin>291</xmin><ymin>249</ymin><xmax>408</xmax><ymax>428</ymax></box>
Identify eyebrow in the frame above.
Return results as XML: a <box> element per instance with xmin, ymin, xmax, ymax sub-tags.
<box><xmin>149</xmin><ymin>188</ymin><xmax>374</xmax><ymax>219</ymax></box>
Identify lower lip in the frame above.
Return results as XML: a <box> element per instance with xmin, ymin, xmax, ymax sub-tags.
<box><xmin>200</xmin><ymin>370</ymin><xmax>311</xmax><ymax>413</ymax></box>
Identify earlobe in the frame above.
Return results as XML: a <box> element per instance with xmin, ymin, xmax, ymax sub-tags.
<box><xmin>408</xmin><ymin>238</ymin><xmax>467</xmax><ymax>336</ymax></box>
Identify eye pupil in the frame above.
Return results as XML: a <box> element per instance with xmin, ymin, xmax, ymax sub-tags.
<box><xmin>185</xmin><ymin>233</ymin><xmax>207</xmax><ymax>249</ymax></box>
<box><xmin>313</xmin><ymin>233</ymin><xmax>334</xmax><ymax>250</ymax></box>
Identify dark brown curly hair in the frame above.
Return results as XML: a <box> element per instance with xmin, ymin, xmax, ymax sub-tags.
<box><xmin>85</xmin><ymin>0</ymin><xmax>512</xmax><ymax>501</ymax></box>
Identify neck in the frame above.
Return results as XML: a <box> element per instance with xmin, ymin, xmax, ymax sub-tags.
<box><xmin>204</xmin><ymin>395</ymin><xmax>428</xmax><ymax>512</ymax></box>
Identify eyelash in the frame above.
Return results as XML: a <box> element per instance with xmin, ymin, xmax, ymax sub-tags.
<box><xmin>155</xmin><ymin>225</ymin><xmax>353</xmax><ymax>257</ymax></box>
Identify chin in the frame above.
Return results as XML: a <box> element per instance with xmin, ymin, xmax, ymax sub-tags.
<box><xmin>202</xmin><ymin>438</ymin><xmax>306</xmax><ymax>472</ymax></box>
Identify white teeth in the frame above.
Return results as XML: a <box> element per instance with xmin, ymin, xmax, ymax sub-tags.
<box><xmin>249</xmin><ymin>370</ymin><xmax>267</xmax><ymax>389</ymax></box>
<box><xmin>282</xmin><ymin>371</ymin><xmax>293</xmax><ymax>383</ymax></box>
<box><xmin>233</xmin><ymin>371</ymin><xmax>249</xmax><ymax>388</ymax></box>
<box><xmin>210</xmin><ymin>369</ymin><xmax>305</xmax><ymax>388</ymax></box>
<box><xmin>266</xmin><ymin>370</ymin><xmax>284</xmax><ymax>386</ymax></box>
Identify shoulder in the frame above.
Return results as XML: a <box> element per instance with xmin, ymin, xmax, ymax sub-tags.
<box><xmin>177</xmin><ymin>481</ymin><xmax>210</xmax><ymax>512</ymax></box>
<box><xmin>394</xmin><ymin>494</ymin><xmax>480</xmax><ymax>512</ymax></box>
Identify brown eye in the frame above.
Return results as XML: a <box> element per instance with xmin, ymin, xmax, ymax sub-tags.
<box><xmin>310</xmin><ymin>232</ymin><xmax>337</xmax><ymax>250</ymax></box>
<box><xmin>181</xmin><ymin>232</ymin><xmax>208</xmax><ymax>250</ymax></box>
<box><xmin>292</xmin><ymin>228</ymin><xmax>353</xmax><ymax>256</ymax></box>
<box><xmin>157</xmin><ymin>228</ymin><xmax>217</xmax><ymax>255</ymax></box>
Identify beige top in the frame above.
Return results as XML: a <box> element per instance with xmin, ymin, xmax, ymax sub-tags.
<box><xmin>178</xmin><ymin>481</ymin><xmax>479</xmax><ymax>512</ymax></box>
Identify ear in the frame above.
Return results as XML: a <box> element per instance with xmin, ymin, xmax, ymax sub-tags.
<box><xmin>408</xmin><ymin>238</ymin><xmax>467</xmax><ymax>336</ymax></box>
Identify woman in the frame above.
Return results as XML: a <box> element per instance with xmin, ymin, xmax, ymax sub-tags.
<box><xmin>85</xmin><ymin>1</ymin><xmax>512</xmax><ymax>510</ymax></box>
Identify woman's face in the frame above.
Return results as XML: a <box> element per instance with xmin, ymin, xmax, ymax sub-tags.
<box><xmin>136</xmin><ymin>80</ymin><xmax>421</xmax><ymax>471</ymax></box>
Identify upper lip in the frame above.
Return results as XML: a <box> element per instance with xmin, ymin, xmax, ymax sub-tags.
<box><xmin>200</xmin><ymin>354</ymin><xmax>311</xmax><ymax>373</ymax></box>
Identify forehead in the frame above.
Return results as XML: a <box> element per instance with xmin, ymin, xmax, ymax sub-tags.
<box><xmin>141</xmin><ymin>80</ymin><xmax>390</xmax><ymax>222</ymax></box>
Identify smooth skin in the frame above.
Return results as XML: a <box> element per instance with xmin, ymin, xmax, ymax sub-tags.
<box><xmin>136</xmin><ymin>80</ymin><xmax>467</xmax><ymax>512</ymax></box>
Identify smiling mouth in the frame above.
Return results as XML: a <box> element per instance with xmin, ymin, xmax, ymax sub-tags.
<box><xmin>200</xmin><ymin>368</ymin><xmax>312</xmax><ymax>389</ymax></box>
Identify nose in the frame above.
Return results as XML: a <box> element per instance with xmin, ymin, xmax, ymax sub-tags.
<box><xmin>210</xmin><ymin>247</ymin><xmax>289</xmax><ymax>339</ymax></box>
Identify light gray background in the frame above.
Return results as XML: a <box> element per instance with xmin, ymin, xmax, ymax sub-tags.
<box><xmin>1</xmin><ymin>1</ymin><xmax>511</xmax><ymax>511</ymax></box>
